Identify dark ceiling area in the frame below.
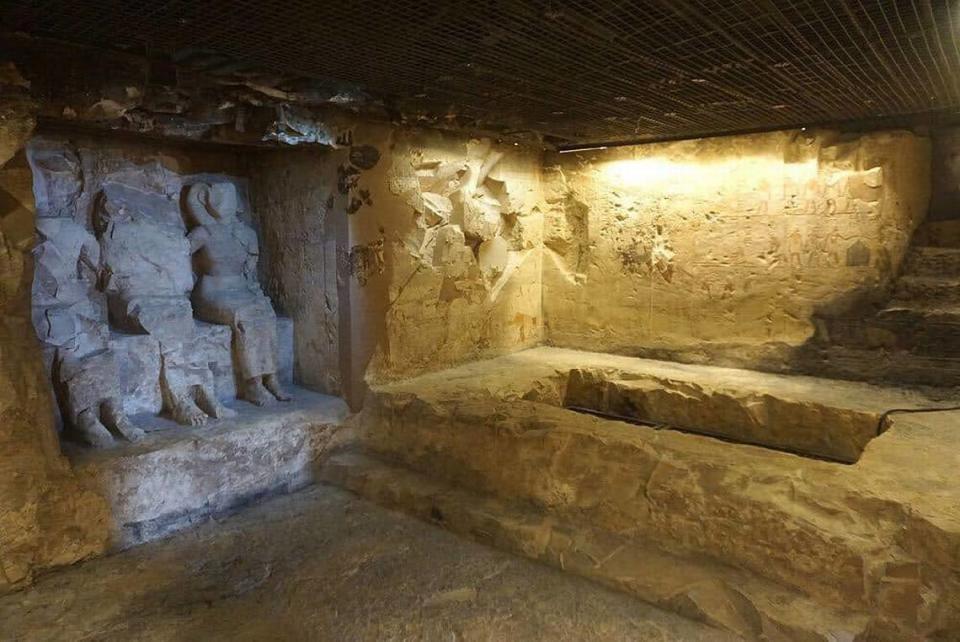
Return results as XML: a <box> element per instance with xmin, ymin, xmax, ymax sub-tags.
<box><xmin>4</xmin><ymin>0</ymin><xmax>960</xmax><ymax>145</ymax></box>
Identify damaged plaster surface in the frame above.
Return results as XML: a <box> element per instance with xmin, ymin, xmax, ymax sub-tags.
<box><xmin>543</xmin><ymin>129</ymin><xmax>931</xmax><ymax>369</ymax></box>
<box><xmin>368</xmin><ymin>130</ymin><xmax>545</xmax><ymax>383</ymax></box>
<box><xmin>4</xmin><ymin>35</ymin><xmax>361</xmax><ymax>149</ymax></box>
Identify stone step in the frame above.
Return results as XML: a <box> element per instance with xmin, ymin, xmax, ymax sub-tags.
<box><xmin>893</xmin><ymin>275</ymin><xmax>960</xmax><ymax>302</ymax></box>
<box><xmin>903</xmin><ymin>246</ymin><xmax>960</xmax><ymax>277</ymax></box>
<box><xmin>817</xmin><ymin>306</ymin><xmax>960</xmax><ymax>357</ymax></box>
<box><xmin>322</xmin><ymin>449</ymin><xmax>871</xmax><ymax>641</ymax></box>
<box><xmin>796</xmin><ymin>344</ymin><xmax>960</xmax><ymax>388</ymax></box>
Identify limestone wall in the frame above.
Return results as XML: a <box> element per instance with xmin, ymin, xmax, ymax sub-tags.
<box><xmin>362</xmin><ymin>126</ymin><xmax>545</xmax><ymax>386</ymax></box>
<box><xmin>543</xmin><ymin>129</ymin><xmax>931</xmax><ymax>368</ymax></box>
<box><xmin>248</xmin><ymin>148</ymin><xmax>345</xmax><ymax>396</ymax></box>
<box><xmin>930</xmin><ymin>126</ymin><xmax>960</xmax><ymax>222</ymax></box>
<box><xmin>249</xmin><ymin>120</ymin><xmax>546</xmax><ymax>405</ymax></box>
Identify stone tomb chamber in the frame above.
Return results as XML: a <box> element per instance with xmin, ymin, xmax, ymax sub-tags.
<box><xmin>4</xmin><ymin>4</ymin><xmax>960</xmax><ymax>640</ymax></box>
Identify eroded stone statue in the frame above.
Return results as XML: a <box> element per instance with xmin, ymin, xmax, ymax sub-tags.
<box><xmin>95</xmin><ymin>184</ymin><xmax>235</xmax><ymax>426</ymax></box>
<box><xmin>185</xmin><ymin>182</ymin><xmax>291</xmax><ymax>405</ymax></box>
<box><xmin>32</xmin><ymin>217</ymin><xmax>144</xmax><ymax>447</ymax></box>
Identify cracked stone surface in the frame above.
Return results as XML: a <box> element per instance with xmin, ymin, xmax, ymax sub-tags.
<box><xmin>345</xmin><ymin>347</ymin><xmax>960</xmax><ymax>639</ymax></box>
<box><xmin>0</xmin><ymin>485</ymin><xmax>734</xmax><ymax>642</ymax></box>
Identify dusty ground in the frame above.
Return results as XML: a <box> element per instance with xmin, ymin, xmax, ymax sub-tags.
<box><xmin>0</xmin><ymin>485</ymin><xmax>733</xmax><ymax>642</ymax></box>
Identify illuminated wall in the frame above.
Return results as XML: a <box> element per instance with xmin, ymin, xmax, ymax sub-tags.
<box><xmin>542</xmin><ymin>129</ymin><xmax>931</xmax><ymax>368</ymax></box>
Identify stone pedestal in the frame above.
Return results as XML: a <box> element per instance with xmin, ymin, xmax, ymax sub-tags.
<box><xmin>69</xmin><ymin>388</ymin><xmax>348</xmax><ymax>548</ymax></box>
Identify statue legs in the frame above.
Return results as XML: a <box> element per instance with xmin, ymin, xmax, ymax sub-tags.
<box><xmin>263</xmin><ymin>373</ymin><xmax>292</xmax><ymax>402</ymax></box>
<box><xmin>75</xmin><ymin>408</ymin><xmax>114</xmax><ymax>448</ymax></box>
<box><xmin>160</xmin><ymin>342</ymin><xmax>236</xmax><ymax>425</ymax></box>
<box><xmin>195</xmin><ymin>288</ymin><xmax>291</xmax><ymax>406</ymax></box>
<box><xmin>60</xmin><ymin>349</ymin><xmax>144</xmax><ymax>448</ymax></box>
<box><xmin>102</xmin><ymin>398</ymin><xmax>146</xmax><ymax>442</ymax></box>
<box><xmin>119</xmin><ymin>295</ymin><xmax>236</xmax><ymax>426</ymax></box>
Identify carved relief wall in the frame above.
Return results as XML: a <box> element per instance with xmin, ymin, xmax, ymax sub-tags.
<box><xmin>249</xmin><ymin>121</ymin><xmax>545</xmax><ymax>405</ymax></box>
<box><xmin>366</xmin><ymin>129</ymin><xmax>544</xmax><ymax>384</ymax></box>
<box><xmin>26</xmin><ymin>134</ymin><xmax>293</xmax><ymax>447</ymax></box>
<box><xmin>543</xmin><ymin>129</ymin><xmax>931</xmax><ymax>368</ymax></box>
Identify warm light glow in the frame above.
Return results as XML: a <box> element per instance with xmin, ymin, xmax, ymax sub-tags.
<box><xmin>597</xmin><ymin>155</ymin><xmax>817</xmax><ymax>190</ymax></box>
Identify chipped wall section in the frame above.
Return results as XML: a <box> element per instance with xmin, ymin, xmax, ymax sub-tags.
<box><xmin>0</xmin><ymin>72</ymin><xmax>110</xmax><ymax>593</ymax></box>
<box><xmin>248</xmin><ymin>147</ymin><xmax>344</xmax><ymax>395</ymax></box>
<box><xmin>543</xmin><ymin>129</ymin><xmax>931</xmax><ymax>368</ymax></box>
<box><xmin>361</xmin><ymin>127</ymin><xmax>545</xmax><ymax>386</ymax></box>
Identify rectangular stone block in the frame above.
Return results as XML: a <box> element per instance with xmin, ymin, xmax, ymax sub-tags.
<box><xmin>190</xmin><ymin>321</ymin><xmax>236</xmax><ymax>401</ymax></box>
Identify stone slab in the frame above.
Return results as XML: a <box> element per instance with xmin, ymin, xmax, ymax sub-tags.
<box><xmin>69</xmin><ymin>387</ymin><xmax>348</xmax><ymax>549</ymax></box>
<box><xmin>563</xmin><ymin>367</ymin><xmax>886</xmax><ymax>463</ymax></box>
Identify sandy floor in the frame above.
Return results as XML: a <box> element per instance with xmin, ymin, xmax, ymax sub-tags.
<box><xmin>1</xmin><ymin>485</ymin><xmax>733</xmax><ymax>642</ymax></box>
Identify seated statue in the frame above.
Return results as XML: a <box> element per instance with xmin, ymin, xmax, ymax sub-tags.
<box><xmin>95</xmin><ymin>184</ymin><xmax>235</xmax><ymax>426</ymax></box>
<box><xmin>33</xmin><ymin>217</ymin><xmax>144</xmax><ymax>447</ymax></box>
<box><xmin>184</xmin><ymin>182</ymin><xmax>290</xmax><ymax>405</ymax></box>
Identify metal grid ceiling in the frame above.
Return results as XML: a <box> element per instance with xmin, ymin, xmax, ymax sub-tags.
<box><xmin>4</xmin><ymin>0</ymin><xmax>960</xmax><ymax>144</ymax></box>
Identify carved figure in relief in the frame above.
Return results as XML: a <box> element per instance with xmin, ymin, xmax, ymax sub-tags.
<box><xmin>32</xmin><ymin>217</ymin><xmax>144</xmax><ymax>447</ymax></box>
<box><xmin>185</xmin><ymin>182</ymin><xmax>291</xmax><ymax>405</ymax></box>
<box><xmin>95</xmin><ymin>185</ymin><xmax>235</xmax><ymax>426</ymax></box>
<box><xmin>785</xmin><ymin>228</ymin><xmax>804</xmax><ymax>269</ymax></box>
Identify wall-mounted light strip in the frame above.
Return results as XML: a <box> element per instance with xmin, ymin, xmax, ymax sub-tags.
<box><xmin>558</xmin><ymin>145</ymin><xmax>608</xmax><ymax>154</ymax></box>
<box><xmin>553</xmin><ymin>110</ymin><xmax>949</xmax><ymax>155</ymax></box>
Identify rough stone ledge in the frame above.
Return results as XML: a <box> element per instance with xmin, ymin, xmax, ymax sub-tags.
<box><xmin>355</xmin><ymin>347</ymin><xmax>960</xmax><ymax>638</ymax></box>
<box><xmin>70</xmin><ymin>388</ymin><xmax>349</xmax><ymax>549</ymax></box>
<box><xmin>322</xmin><ymin>449</ymin><xmax>871</xmax><ymax>641</ymax></box>
<box><xmin>563</xmin><ymin>367</ymin><xmax>886</xmax><ymax>463</ymax></box>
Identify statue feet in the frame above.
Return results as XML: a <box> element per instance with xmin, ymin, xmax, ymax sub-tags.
<box><xmin>264</xmin><ymin>373</ymin><xmax>292</xmax><ymax>402</ymax></box>
<box><xmin>171</xmin><ymin>398</ymin><xmax>209</xmax><ymax>426</ymax></box>
<box><xmin>241</xmin><ymin>377</ymin><xmax>275</xmax><ymax>406</ymax></box>
<box><xmin>103</xmin><ymin>399</ymin><xmax>146</xmax><ymax>442</ymax></box>
<box><xmin>197</xmin><ymin>386</ymin><xmax>237</xmax><ymax>420</ymax></box>
<box><xmin>76</xmin><ymin>409</ymin><xmax>115</xmax><ymax>448</ymax></box>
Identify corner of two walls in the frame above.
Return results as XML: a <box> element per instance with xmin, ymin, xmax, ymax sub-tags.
<box><xmin>541</xmin><ymin>128</ymin><xmax>932</xmax><ymax>370</ymax></box>
<box><xmin>244</xmin><ymin>120</ymin><xmax>936</xmax><ymax>402</ymax></box>
<box><xmin>251</xmin><ymin>119</ymin><xmax>547</xmax><ymax>408</ymax></box>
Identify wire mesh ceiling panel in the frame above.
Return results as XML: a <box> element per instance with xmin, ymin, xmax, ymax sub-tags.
<box><xmin>4</xmin><ymin>0</ymin><xmax>960</xmax><ymax>143</ymax></box>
